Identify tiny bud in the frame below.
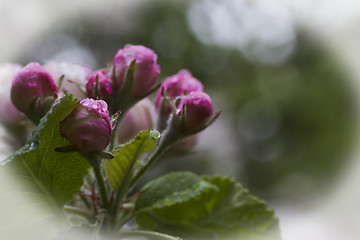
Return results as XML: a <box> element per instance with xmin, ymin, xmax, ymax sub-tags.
<box><xmin>10</xmin><ymin>62</ymin><xmax>58</xmax><ymax>122</ymax></box>
<box><xmin>86</xmin><ymin>70</ymin><xmax>112</xmax><ymax>102</ymax></box>
<box><xmin>60</xmin><ymin>98</ymin><xmax>112</xmax><ymax>155</ymax></box>
<box><xmin>176</xmin><ymin>92</ymin><xmax>213</xmax><ymax>133</ymax></box>
<box><xmin>155</xmin><ymin>70</ymin><xmax>203</xmax><ymax>130</ymax></box>
<box><xmin>117</xmin><ymin>98</ymin><xmax>155</xmax><ymax>144</ymax></box>
<box><xmin>112</xmin><ymin>45</ymin><xmax>160</xmax><ymax>99</ymax></box>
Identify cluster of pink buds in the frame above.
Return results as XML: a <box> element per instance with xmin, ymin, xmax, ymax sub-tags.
<box><xmin>154</xmin><ymin>70</ymin><xmax>216</xmax><ymax>151</ymax></box>
<box><xmin>5</xmin><ymin>44</ymin><xmax>217</xmax><ymax>155</ymax></box>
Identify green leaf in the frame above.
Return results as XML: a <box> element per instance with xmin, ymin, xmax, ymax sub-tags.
<box><xmin>134</xmin><ymin>172</ymin><xmax>280</xmax><ymax>240</ymax></box>
<box><xmin>104</xmin><ymin>129</ymin><xmax>160</xmax><ymax>191</ymax></box>
<box><xmin>3</xmin><ymin>93</ymin><xmax>92</xmax><ymax>206</ymax></box>
<box><xmin>134</xmin><ymin>172</ymin><xmax>221</xmax><ymax>223</ymax></box>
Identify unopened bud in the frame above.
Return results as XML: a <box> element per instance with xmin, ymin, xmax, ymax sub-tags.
<box><xmin>10</xmin><ymin>62</ymin><xmax>58</xmax><ymax>122</ymax></box>
<box><xmin>0</xmin><ymin>63</ymin><xmax>32</xmax><ymax>146</ymax></box>
<box><xmin>60</xmin><ymin>98</ymin><xmax>112</xmax><ymax>155</ymax></box>
<box><xmin>86</xmin><ymin>70</ymin><xmax>112</xmax><ymax>103</ymax></box>
<box><xmin>112</xmin><ymin>45</ymin><xmax>160</xmax><ymax>100</ymax></box>
<box><xmin>155</xmin><ymin>70</ymin><xmax>203</xmax><ymax>130</ymax></box>
<box><xmin>176</xmin><ymin>92</ymin><xmax>213</xmax><ymax>133</ymax></box>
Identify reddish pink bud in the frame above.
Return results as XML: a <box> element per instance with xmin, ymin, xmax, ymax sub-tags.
<box><xmin>86</xmin><ymin>70</ymin><xmax>112</xmax><ymax>102</ymax></box>
<box><xmin>116</xmin><ymin>98</ymin><xmax>155</xmax><ymax>144</ymax></box>
<box><xmin>112</xmin><ymin>45</ymin><xmax>160</xmax><ymax>99</ymax></box>
<box><xmin>155</xmin><ymin>70</ymin><xmax>203</xmax><ymax>130</ymax></box>
<box><xmin>155</xmin><ymin>70</ymin><xmax>203</xmax><ymax>109</ymax></box>
<box><xmin>176</xmin><ymin>92</ymin><xmax>213</xmax><ymax>133</ymax></box>
<box><xmin>60</xmin><ymin>98</ymin><xmax>112</xmax><ymax>155</ymax></box>
<box><xmin>10</xmin><ymin>62</ymin><xmax>58</xmax><ymax>115</ymax></box>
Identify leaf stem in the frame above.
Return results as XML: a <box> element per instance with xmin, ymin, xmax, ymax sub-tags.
<box><xmin>129</xmin><ymin>142</ymin><xmax>168</xmax><ymax>188</ymax></box>
<box><xmin>109</xmin><ymin>108</ymin><xmax>127</xmax><ymax>151</ymax></box>
<box><xmin>130</xmin><ymin>117</ymin><xmax>178</xmax><ymax>188</ymax></box>
<box><xmin>108</xmin><ymin>138</ymin><xmax>147</xmax><ymax>228</ymax></box>
<box><xmin>92</xmin><ymin>162</ymin><xmax>109</xmax><ymax>209</ymax></box>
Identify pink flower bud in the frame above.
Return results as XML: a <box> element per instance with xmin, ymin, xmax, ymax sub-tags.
<box><xmin>60</xmin><ymin>98</ymin><xmax>112</xmax><ymax>155</ymax></box>
<box><xmin>86</xmin><ymin>70</ymin><xmax>112</xmax><ymax>102</ymax></box>
<box><xmin>117</xmin><ymin>98</ymin><xmax>155</xmax><ymax>144</ymax></box>
<box><xmin>176</xmin><ymin>92</ymin><xmax>213</xmax><ymax>133</ymax></box>
<box><xmin>44</xmin><ymin>61</ymin><xmax>92</xmax><ymax>98</ymax></box>
<box><xmin>155</xmin><ymin>70</ymin><xmax>203</xmax><ymax>109</ymax></box>
<box><xmin>10</xmin><ymin>62</ymin><xmax>58</xmax><ymax>115</ymax></box>
<box><xmin>112</xmin><ymin>45</ymin><xmax>160</xmax><ymax>99</ymax></box>
<box><xmin>155</xmin><ymin>70</ymin><xmax>203</xmax><ymax>130</ymax></box>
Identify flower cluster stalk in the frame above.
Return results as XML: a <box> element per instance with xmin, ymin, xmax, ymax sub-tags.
<box><xmin>92</xmin><ymin>160</ymin><xmax>109</xmax><ymax>209</ymax></box>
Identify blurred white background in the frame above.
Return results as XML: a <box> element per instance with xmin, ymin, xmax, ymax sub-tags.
<box><xmin>1</xmin><ymin>0</ymin><xmax>360</xmax><ymax>239</ymax></box>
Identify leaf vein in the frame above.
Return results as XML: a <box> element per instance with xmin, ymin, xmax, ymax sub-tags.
<box><xmin>38</xmin><ymin>125</ymin><xmax>56</xmax><ymax>179</ymax></box>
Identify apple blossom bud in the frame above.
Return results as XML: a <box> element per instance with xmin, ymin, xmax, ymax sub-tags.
<box><xmin>176</xmin><ymin>92</ymin><xmax>213</xmax><ymax>133</ymax></box>
<box><xmin>0</xmin><ymin>63</ymin><xmax>32</xmax><ymax>147</ymax></box>
<box><xmin>86</xmin><ymin>70</ymin><xmax>112</xmax><ymax>102</ymax></box>
<box><xmin>117</xmin><ymin>98</ymin><xmax>155</xmax><ymax>144</ymax></box>
<box><xmin>155</xmin><ymin>70</ymin><xmax>203</xmax><ymax>109</ymax></box>
<box><xmin>10</xmin><ymin>62</ymin><xmax>58</xmax><ymax>122</ymax></box>
<box><xmin>44</xmin><ymin>61</ymin><xmax>92</xmax><ymax>98</ymax></box>
<box><xmin>155</xmin><ymin>70</ymin><xmax>203</xmax><ymax>130</ymax></box>
<box><xmin>60</xmin><ymin>98</ymin><xmax>112</xmax><ymax>155</ymax></box>
<box><xmin>112</xmin><ymin>45</ymin><xmax>160</xmax><ymax>99</ymax></box>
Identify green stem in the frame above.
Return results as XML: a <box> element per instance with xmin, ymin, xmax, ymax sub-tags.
<box><xmin>108</xmin><ymin>108</ymin><xmax>128</xmax><ymax>151</ymax></box>
<box><xmin>108</xmin><ymin>139</ymin><xmax>144</xmax><ymax>228</ymax></box>
<box><xmin>130</xmin><ymin>142</ymin><xmax>168</xmax><ymax>188</ymax></box>
<box><xmin>107</xmin><ymin>115</ymin><xmax>181</xmax><ymax>230</ymax></box>
<box><xmin>130</xmin><ymin>117</ymin><xmax>179</xmax><ymax>188</ymax></box>
<box><xmin>93</xmin><ymin>163</ymin><xmax>109</xmax><ymax>209</ymax></box>
<box><xmin>118</xmin><ymin>229</ymin><xmax>182</xmax><ymax>240</ymax></box>
<box><xmin>107</xmin><ymin>131</ymin><xmax>171</xmax><ymax>229</ymax></box>
<box><xmin>109</xmin><ymin>182</ymin><xmax>128</xmax><ymax>227</ymax></box>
